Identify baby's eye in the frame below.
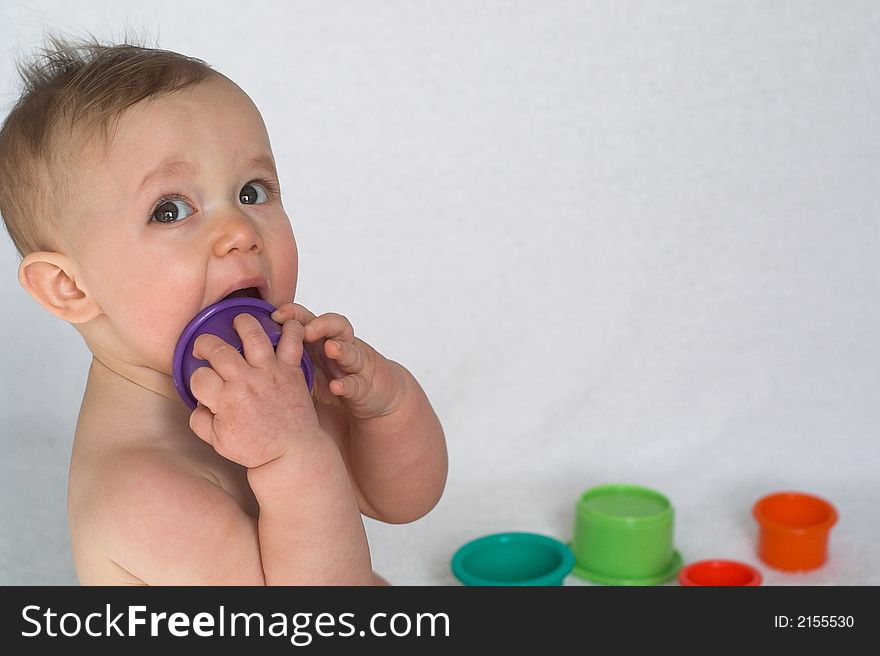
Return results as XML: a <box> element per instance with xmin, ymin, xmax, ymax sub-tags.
<box><xmin>239</xmin><ymin>182</ymin><xmax>270</xmax><ymax>205</ymax></box>
<box><xmin>151</xmin><ymin>198</ymin><xmax>194</xmax><ymax>224</ymax></box>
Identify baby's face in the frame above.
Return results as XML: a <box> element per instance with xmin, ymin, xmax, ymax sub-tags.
<box><xmin>66</xmin><ymin>76</ymin><xmax>298</xmax><ymax>374</ymax></box>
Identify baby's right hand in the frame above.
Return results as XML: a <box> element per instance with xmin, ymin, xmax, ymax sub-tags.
<box><xmin>187</xmin><ymin>313</ymin><xmax>322</xmax><ymax>469</ymax></box>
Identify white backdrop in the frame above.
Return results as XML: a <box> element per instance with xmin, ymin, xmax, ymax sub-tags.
<box><xmin>1</xmin><ymin>0</ymin><xmax>878</xmax><ymax>586</ymax></box>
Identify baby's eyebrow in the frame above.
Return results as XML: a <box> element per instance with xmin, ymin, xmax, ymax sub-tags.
<box><xmin>137</xmin><ymin>160</ymin><xmax>197</xmax><ymax>196</ymax></box>
<box><xmin>135</xmin><ymin>156</ymin><xmax>278</xmax><ymax>195</ymax></box>
<box><xmin>247</xmin><ymin>155</ymin><xmax>278</xmax><ymax>178</ymax></box>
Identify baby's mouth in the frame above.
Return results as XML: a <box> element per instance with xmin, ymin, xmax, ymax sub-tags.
<box><xmin>222</xmin><ymin>287</ymin><xmax>263</xmax><ymax>301</ymax></box>
<box><xmin>213</xmin><ymin>277</ymin><xmax>270</xmax><ymax>307</ymax></box>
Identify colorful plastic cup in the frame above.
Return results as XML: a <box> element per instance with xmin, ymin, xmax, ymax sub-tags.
<box><xmin>678</xmin><ymin>560</ymin><xmax>762</xmax><ymax>586</ymax></box>
<box><xmin>172</xmin><ymin>297</ymin><xmax>314</xmax><ymax>409</ymax></box>
<box><xmin>451</xmin><ymin>532</ymin><xmax>575</xmax><ymax>586</ymax></box>
<box><xmin>752</xmin><ymin>491</ymin><xmax>837</xmax><ymax>571</ymax></box>
<box><xmin>570</xmin><ymin>483</ymin><xmax>682</xmax><ymax>585</ymax></box>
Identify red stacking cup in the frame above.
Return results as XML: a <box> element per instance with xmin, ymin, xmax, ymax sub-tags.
<box><xmin>678</xmin><ymin>559</ymin><xmax>762</xmax><ymax>586</ymax></box>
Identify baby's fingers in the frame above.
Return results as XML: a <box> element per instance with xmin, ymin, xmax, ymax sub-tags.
<box><xmin>304</xmin><ymin>312</ymin><xmax>354</xmax><ymax>343</ymax></box>
<box><xmin>275</xmin><ymin>317</ymin><xmax>306</xmax><ymax>369</ymax></box>
<box><xmin>190</xmin><ymin>365</ymin><xmax>223</xmax><ymax>412</ymax></box>
<box><xmin>193</xmin><ymin>334</ymin><xmax>246</xmax><ymax>381</ymax></box>
<box><xmin>271</xmin><ymin>302</ymin><xmax>316</xmax><ymax>326</ymax></box>
<box><xmin>329</xmin><ymin>374</ymin><xmax>368</xmax><ymax>401</ymax></box>
<box><xmin>234</xmin><ymin>313</ymin><xmax>274</xmax><ymax>368</ymax></box>
<box><xmin>325</xmin><ymin>339</ymin><xmax>365</xmax><ymax>373</ymax></box>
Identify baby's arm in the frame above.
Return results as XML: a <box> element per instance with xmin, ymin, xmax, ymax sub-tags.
<box><xmin>341</xmin><ymin>360</ymin><xmax>447</xmax><ymax>524</ymax></box>
<box><xmin>183</xmin><ymin>313</ymin><xmax>371</xmax><ymax>584</ymax></box>
<box><xmin>246</xmin><ymin>433</ymin><xmax>372</xmax><ymax>584</ymax></box>
<box><xmin>273</xmin><ymin>304</ymin><xmax>448</xmax><ymax>524</ymax></box>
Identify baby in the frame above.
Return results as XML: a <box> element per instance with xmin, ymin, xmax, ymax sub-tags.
<box><xmin>0</xmin><ymin>37</ymin><xmax>447</xmax><ymax>585</ymax></box>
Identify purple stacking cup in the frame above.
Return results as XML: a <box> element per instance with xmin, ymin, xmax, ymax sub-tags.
<box><xmin>172</xmin><ymin>297</ymin><xmax>314</xmax><ymax>410</ymax></box>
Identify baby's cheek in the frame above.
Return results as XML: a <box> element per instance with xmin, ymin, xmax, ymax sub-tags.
<box><xmin>128</xmin><ymin>289</ymin><xmax>201</xmax><ymax>372</ymax></box>
<box><xmin>271</xmin><ymin>240</ymin><xmax>299</xmax><ymax>304</ymax></box>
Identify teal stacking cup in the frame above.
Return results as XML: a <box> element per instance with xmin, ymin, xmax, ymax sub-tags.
<box><xmin>570</xmin><ymin>484</ymin><xmax>681</xmax><ymax>585</ymax></box>
<box><xmin>451</xmin><ymin>532</ymin><xmax>575</xmax><ymax>586</ymax></box>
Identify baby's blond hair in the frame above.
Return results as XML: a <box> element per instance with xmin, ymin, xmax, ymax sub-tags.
<box><xmin>0</xmin><ymin>34</ymin><xmax>217</xmax><ymax>257</ymax></box>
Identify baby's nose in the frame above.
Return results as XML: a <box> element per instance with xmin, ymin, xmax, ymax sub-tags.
<box><xmin>211</xmin><ymin>208</ymin><xmax>263</xmax><ymax>256</ymax></box>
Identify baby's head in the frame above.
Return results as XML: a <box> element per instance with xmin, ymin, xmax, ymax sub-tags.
<box><xmin>0</xmin><ymin>36</ymin><xmax>298</xmax><ymax>384</ymax></box>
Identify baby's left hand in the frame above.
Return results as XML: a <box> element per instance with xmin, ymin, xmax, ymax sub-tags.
<box><xmin>271</xmin><ymin>303</ymin><xmax>403</xmax><ymax>420</ymax></box>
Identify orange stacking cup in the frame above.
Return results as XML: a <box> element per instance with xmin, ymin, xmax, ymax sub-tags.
<box><xmin>752</xmin><ymin>491</ymin><xmax>837</xmax><ymax>571</ymax></box>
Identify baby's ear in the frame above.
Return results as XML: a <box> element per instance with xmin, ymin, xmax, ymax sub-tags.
<box><xmin>18</xmin><ymin>252</ymin><xmax>102</xmax><ymax>324</ymax></box>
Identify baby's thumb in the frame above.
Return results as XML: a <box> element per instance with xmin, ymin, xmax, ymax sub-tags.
<box><xmin>189</xmin><ymin>404</ymin><xmax>217</xmax><ymax>448</ymax></box>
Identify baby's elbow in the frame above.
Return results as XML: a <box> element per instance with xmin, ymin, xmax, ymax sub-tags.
<box><xmin>378</xmin><ymin>481</ymin><xmax>447</xmax><ymax>525</ymax></box>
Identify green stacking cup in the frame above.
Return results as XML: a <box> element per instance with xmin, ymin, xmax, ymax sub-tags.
<box><xmin>570</xmin><ymin>484</ymin><xmax>682</xmax><ymax>585</ymax></box>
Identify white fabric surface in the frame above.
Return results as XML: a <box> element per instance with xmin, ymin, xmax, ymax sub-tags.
<box><xmin>1</xmin><ymin>1</ymin><xmax>878</xmax><ymax>585</ymax></box>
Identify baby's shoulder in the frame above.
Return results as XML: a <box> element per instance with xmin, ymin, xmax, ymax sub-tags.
<box><xmin>68</xmin><ymin>446</ymin><xmax>222</xmax><ymax>533</ymax></box>
<box><xmin>69</xmin><ymin>439</ymin><xmax>258</xmax><ymax>584</ymax></box>
<box><xmin>72</xmin><ymin>441</ymin><xmax>224</xmax><ymax>527</ymax></box>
